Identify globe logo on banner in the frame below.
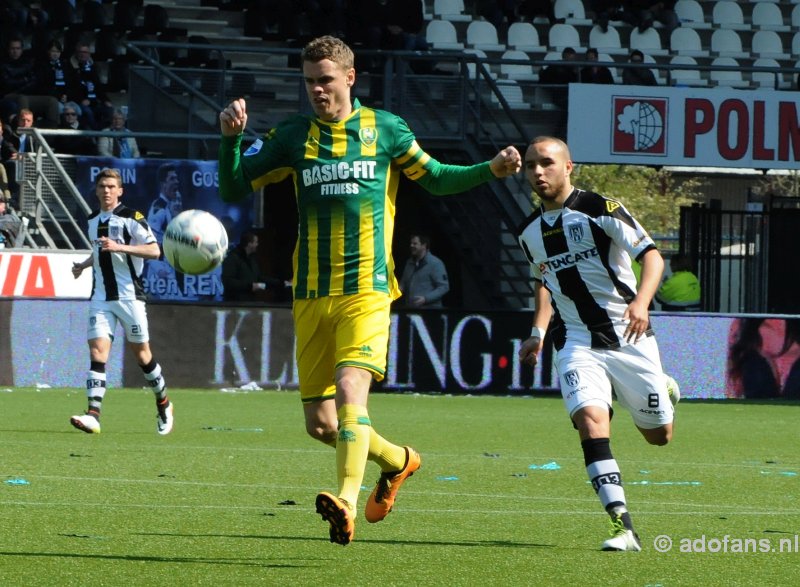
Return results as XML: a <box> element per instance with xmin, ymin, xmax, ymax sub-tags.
<box><xmin>612</xmin><ymin>97</ymin><xmax>668</xmax><ymax>156</ymax></box>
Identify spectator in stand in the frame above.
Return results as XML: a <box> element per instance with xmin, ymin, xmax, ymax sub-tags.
<box><xmin>580</xmin><ymin>48</ymin><xmax>614</xmax><ymax>84</ymax></box>
<box><xmin>0</xmin><ymin>165</ymin><xmax>10</xmax><ymax>201</ymax></box>
<box><xmin>8</xmin><ymin>107</ymin><xmax>37</xmax><ymax>155</ymax></box>
<box><xmin>0</xmin><ymin>117</ymin><xmax>15</xmax><ymax>164</ymax></box>
<box><xmin>0</xmin><ymin>36</ymin><xmax>37</xmax><ymax>124</ymax></box>
<box><xmin>97</xmin><ymin>108</ymin><xmax>140</xmax><ymax>159</ymax></box>
<box><xmin>52</xmin><ymin>102</ymin><xmax>96</xmax><ymax>156</ymax></box>
<box><xmin>34</xmin><ymin>39</ymin><xmax>70</xmax><ymax>114</ymax></box>
<box><xmin>5</xmin><ymin>107</ymin><xmax>37</xmax><ymax>197</ymax></box>
<box><xmin>0</xmin><ymin>118</ymin><xmax>15</xmax><ymax>201</ymax></box>
<box><xmin>476</xmin><ymin>0</ymin><xmax>518</xmax><ymax>36</ymax></box>
<box><xmin>383</xmin><ymin>0</ymin><xmax>428</xmax><ymax>51</ymax></box>
<box><xmin>518</xmin><ymin>0</ymin><xmax>556</xmax><ymax>24</ymax></box>
<box><xmin>621</xmin><ymin>49</ymin><xmax>658</xmax><ymax>86</ymax></box>
<box><xmin>540</xmin><ymin>47</ymin><xmax>580</xmax><ymax>85</ymax></box>
<box><xmin>222</xmin><ymin>231</ymin><xmax>289</xmax><ymax>302</ymax></box>
<box><xmin>399</xmin><ymin>234</ymin><xmax>450</xmax><ymax>308</ymax></box>
<box><xmin>617</xmin><ymin>0</ymin><xmax>678</xmax><ymax>34</ymax></box>
<box><xmin>588</xmin><ymin>0</ymin><xmax>624</xmax><ymax>32</ymax></box>
<box><xmin>67</xmin><ymin>41</ymin><xmax>114</xmax><ymax>130</ymax></box>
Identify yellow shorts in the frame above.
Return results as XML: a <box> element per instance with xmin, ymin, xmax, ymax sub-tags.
<box><xmin>293</xmin><ymin>291</ymin><xmax>392</xmax><ymax>403</ymax></box>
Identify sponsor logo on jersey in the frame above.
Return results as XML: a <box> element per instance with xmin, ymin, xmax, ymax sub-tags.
<box><xmin>540</xmin><ymin>247</ymin><xmax>600</xmax><ymax>272</ymax></box>
<box><xmin>605</xmin><ymin>200</ymin><xmax>621</xmax><ymax>213</ymax></box>
<box><xmin>567</xmin><ymin>222</ymin><xmax>584</xmax><ymax>243</ymax></box>
<box><xmin>358</xmin><ymin>127</ymin><xmax>378</xmax><ymax>146</ymax></box>
<box><xmin>564</xmin><ymin>369</ymin><xmax>580</xmax><ymax>387</ymax></box>
<box><xmin>244</xmin><ymin>138</ymin><xmax>264</xmax><ymax>156</ymax></box>
<box><xmin>302</xmin><ymin>161</ymin><xmax>377</xmax><ymax>185</ymax></box>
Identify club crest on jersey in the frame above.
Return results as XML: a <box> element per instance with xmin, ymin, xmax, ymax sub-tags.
<box><xmin>358</xmin><ymin>127</ymin><xmax>378</xmax><ymax>146</ymax></box>
<box><xmin>244</xmin><ymin>138</ymin><xmax>263</xmax><ymax>156</ymax></box>
<box><xmin>567</xmin><ymin>223</ymin><xmax>584</xmax><ymax>243</ymax></box>
<box><xmin>564</xmin><ymin>369</ymin><xmax>580</xmax><ymax>387</ymax></box>
<box><xmin>606</xmin><ymin>200</ymin><xmax>621</xmax><ymax>213</ymax></box>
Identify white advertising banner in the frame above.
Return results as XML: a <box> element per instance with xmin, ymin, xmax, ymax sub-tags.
<box><xmin>567</xmin><ymin>84</ymin><xmax>800</xmax><ymax>170</ymax></box>
<box><xmin>0</xmin><ymin>250</ymin><xmax>92</xmax><ymax>298</ymax></box>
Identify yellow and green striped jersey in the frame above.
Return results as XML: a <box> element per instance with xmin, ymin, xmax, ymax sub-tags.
<box><xmin>219</xmin><ymin>100</ymin><xmax>496</xmax><ymax>300</ymax></box>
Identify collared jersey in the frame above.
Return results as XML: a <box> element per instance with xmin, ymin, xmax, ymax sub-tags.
<box><xmin>219</xmin><ymin>100</ymin><xmax>494</xmax><ymax>301</ymax></box>
<box><xmin>87</xmin><ymin>204</ymin><xmax>156</xmax><ymax>301</ymax></box>
<box><xmin>517</xmin><ymin>188</ymin><xmax>657</xmax><ymax>351</ymax></box>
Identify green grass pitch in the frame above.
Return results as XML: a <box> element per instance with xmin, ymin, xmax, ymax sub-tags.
<box><xmin>1</xmin><ymin>388</ymin><xmax>798</xmax><ymax>586</ymax></box>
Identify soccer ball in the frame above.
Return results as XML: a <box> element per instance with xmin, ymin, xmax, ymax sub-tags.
<box><xmin>162</xmin><ymin>209</ymin><xmax>228</xmax><ymax>275</ymax></box>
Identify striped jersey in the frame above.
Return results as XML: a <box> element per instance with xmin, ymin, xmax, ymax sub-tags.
<box><xmin>517</xmin><ymin>188</ymin><xmax>657</xmax><ymax>351</ymax></box>
<box><xmin>87</xmin><ymin>204</ymin><xmax>157</xmax><ymax>301</ymax></box>
<box><xmin>218</xmin><ymin>99</ymin><xmax>494</xmax><ymax>300</ymax></box>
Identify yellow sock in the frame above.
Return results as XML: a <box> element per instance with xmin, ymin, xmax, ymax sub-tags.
<box><xmin>336</xmin><ymin>404</ymin><xmax>372</xmax><ymax>510</ymax></box>
<box><xmin>369</xmin><ymin>429</ymin><xmax>407</xmax><ymax>472</ymax></box>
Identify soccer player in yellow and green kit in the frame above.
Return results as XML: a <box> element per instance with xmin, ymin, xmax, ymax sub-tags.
<box><xmin>218</xmin><ymin>35</ymin><xmax>522</xmax><ymax>545</ymax></box>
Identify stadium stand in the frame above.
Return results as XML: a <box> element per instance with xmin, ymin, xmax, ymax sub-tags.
<box><xmin>670</xmin><ymin>27</ymin><xmax>707</xmax><ymax>58</ymax></box>
<box><xmin>433</xmin><ymin>0</ymin><xmax>473</xmax><ymax>22</ymax></box>
<box><xmin>709</xmin><ymin>56</ymin><xmax>749</xmax><ymax>87</ymax></box>
<box><xmin>711</xmin><ymin>29</ymin><xmax>748</xmax><ymax>59</ymax></box>
<box><xmin>465</xmin><ymin>20</ymin><xmax>505</xmax><ymax>54</ymax></box>
<box><xmin>588</xmin><ymin>25</ymin><xmax>626</xmax><ymax>56</ymax></box>
<box><xmin>674</xmin><ymin>0</ymin><xmax>711</xmax><ymax>29</ymax></box>
<box><xmin>711</xmin><ymin>1</ymin><xmax>750</xmax><ymax>31</ymax></box>
<box><xmin>751</xmin><ymin>30</ymin><xmax>791</xmax><ymax>60</ymax></box>
<box><xmin>629</xmin><ymin>27</ymin><xmax>669</xmax><ymax>57</ymax></box>
<box><xmin>548</xmin><ymin>23</ymin><xmax>581</xmax><ymax>51</ymax></box>
<box><xmin>500</xmin><ymin>49</ymin><xmax>539</xmax><ymax>81</ymax></box>
<box><xmin>506</xmin><ymin>22</ymin><xmax>546</xmax><ymax>54</ymax></box>
<box><xmin>751</xmin><ymin>2</ymin><xmax>791</xmax><ymax>31</ymax></box>
<box><xmin>553</xmin><ymin>0</ymin><xmax>594</xmax><ymax>26</ymax></box>
<box><xmin>425</xmin><ymin>19</ymin><xmax>465</xmax><ymax>50</ymax></box>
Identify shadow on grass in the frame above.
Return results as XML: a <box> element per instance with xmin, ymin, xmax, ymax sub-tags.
<box><xmin>0</xmin><ymin>550</ymin><xmax>310</xmax><ymax>568</ymax></box>
<box><xmin>134</xmin><ymin>531</ymin><xmax>556</xmax><ymax>549</ymax></box>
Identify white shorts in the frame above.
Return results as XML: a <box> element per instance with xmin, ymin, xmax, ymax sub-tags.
<box><xmin>556</xmin><ymin>336</ymin><xmax>674</xmax><ymax>429</ymax></box>
<box><xmin>88</xmin><ymin>300</ymin><xmax>150</xmax><ymax>344</ymax></box>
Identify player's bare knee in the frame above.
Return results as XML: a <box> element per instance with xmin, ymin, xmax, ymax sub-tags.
<box><xmin>644</xmin><ymin>428</ymin><xmax>671</xmax><ymax>446</ymax></box>
<box><xmin>305</xmin><ymin>421</ymin><xmax>336</xmax><ymax>443</ymax></box>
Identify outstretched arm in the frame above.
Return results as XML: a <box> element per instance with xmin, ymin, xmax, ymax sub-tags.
<box><xmin>413</xmin><ymin>145</ymin><xmax>522</xmax><ymax>195</ymax></box>
<box><xmin>218</xmin><ymin>98</ymin><xmax>254</xmax><ymax>202</ymax></box>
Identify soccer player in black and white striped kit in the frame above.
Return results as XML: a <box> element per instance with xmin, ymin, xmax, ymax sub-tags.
<box><xmin>517</xmin><ymin>137</ymin><xmax>679</xmax><ymax>551</ymax></box>
<box><xmin>70</xmin><ymin>168</ymin><xmax>174</xmax><ymax>435</ymax></box>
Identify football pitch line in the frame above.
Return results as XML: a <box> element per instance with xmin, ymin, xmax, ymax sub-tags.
<box><xmin>1</xmin><ymin>499</ymin><xmax>797</xmax><ymax>517</ymax></box>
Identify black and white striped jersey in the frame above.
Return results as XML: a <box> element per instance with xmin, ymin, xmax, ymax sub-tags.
<box><xmin>87</xmin><ymin>204</ymin><xmax>157</xmax><ymax>301</ymax></box>
<box><xmin>517</xmin><ymin>188</ymin><xmax>658</xmax><ymax>351</ymax></box>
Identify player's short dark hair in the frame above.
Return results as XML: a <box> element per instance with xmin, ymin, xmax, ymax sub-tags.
<box><xmin>301</xmin><ymin>36</ymin><xmax>354</xmax><ymax>70</ymax></box>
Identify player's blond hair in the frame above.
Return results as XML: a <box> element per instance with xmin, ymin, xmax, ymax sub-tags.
<box><xmin>301</xmin><ymin>35</ymin><xmax>354</xmax><ymax>70</ymax></box>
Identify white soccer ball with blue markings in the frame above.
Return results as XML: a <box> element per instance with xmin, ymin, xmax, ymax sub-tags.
<box><xmin>163</xmin><ymin>209</ymin><xmax>228</xmax><ymax>275</ymax></box>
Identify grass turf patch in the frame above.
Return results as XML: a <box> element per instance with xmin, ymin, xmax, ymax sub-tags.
<box><xmin>0</xmin><ymin>388</ymin><xmax>798</xmax><ymax>585</ymax></box>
